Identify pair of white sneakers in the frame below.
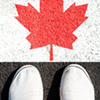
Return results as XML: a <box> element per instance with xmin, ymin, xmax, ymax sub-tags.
<box><xmin>9</xmin><ymin>64</ymin><xmax>95</xmax><ymax>100</ymax></box>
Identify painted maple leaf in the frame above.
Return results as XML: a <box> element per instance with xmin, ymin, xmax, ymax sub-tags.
<box><xmin>15</xmin><ymin>0</ymin><xmax>88</xmax><ymax>60</ymax></box>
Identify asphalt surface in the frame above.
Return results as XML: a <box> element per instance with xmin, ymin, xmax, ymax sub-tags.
<box><xmin>0</xmin><ymin>62</ymin><xmax>100</xmax><ymax>100</ymax></box>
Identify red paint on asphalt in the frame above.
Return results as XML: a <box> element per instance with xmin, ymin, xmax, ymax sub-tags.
<box><xmin>15</xmin><ymin>0</ymin><xmax>88</xmax><ymax>60</ymax></box>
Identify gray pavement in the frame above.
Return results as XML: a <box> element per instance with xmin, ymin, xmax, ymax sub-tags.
<box><xmin>0</xmin><ymin>62</ymin><xmax>100</xmax><ymax>100</ymax></box>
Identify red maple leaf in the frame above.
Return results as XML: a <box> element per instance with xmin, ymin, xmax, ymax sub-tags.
<box><xmin>15</xmin><ymin>0</ymin><xmax>88</xmax><ymax>61</ymax></box>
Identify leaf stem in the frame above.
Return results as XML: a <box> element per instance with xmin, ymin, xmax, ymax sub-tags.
<box><xmin>50</xmin><ymin>44</ymin><xmax>53</xmax><ymax>61</ymax></box>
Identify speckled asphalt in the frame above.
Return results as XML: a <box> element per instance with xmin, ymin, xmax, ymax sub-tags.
<box><xmin>0</xmin><ymin>62</ymin><xmax>100</xmax><ymax>100</ymax></box>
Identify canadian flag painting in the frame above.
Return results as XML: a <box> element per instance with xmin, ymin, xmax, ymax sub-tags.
<box><xmin>0</xmin><ymin>0</ymin><xmax>100</xmax><ymax>61</ymax></box>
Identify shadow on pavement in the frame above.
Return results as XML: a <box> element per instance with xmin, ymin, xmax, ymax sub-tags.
<box><xmin>47</xmin><ymin>67</ymin><xmax>65</xmax><ymax>100</ymax></box>
<box><xmin>1</xmin><ymin>69</ymin><xmax>18</xmax><ymax>100</ymax></box>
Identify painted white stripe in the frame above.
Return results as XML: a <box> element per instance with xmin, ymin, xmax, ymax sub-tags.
<box><xmin>0</xmin><ymin>0</ymin><xmax>100</xmax><ymax>61</ymax></box>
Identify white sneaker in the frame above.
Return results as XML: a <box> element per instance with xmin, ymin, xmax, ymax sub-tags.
<box><xmin>9</xmin><ymin>65</ymin><xmax>43</xmax><ymax>100</ymax></box>
<box><xmin>60</xmin><ymin>64</ymin><xmax>95</xmax><ymax>100</ymax></box>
